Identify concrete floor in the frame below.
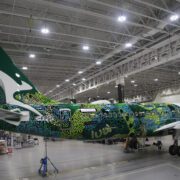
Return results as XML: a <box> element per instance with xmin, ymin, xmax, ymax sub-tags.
<box><xmin>0</xmin><ymin>139</ymin><xmax>180</xmax><ymax>180</ymax></box>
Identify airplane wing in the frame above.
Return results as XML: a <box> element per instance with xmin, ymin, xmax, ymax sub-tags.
<box><xmin>155</xmin><ymin>121</ymin><xmax>180</xmax><ymax>132</ymax></box>
<box><xmin>0</xmin><ymin>108</ymin><xmax>29</xmax><ymax>126</ymax></box>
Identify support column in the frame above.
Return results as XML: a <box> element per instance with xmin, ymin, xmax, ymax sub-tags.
<box><xmin>117</xmin><ymin>84</ymin><xmax>124</xmax><ymax>103</ymax></box>
<box><xmin>70</xmin><ymin>88</ymin><xmax>76</xmax><ymax>103</ymax></box>
<box><xmin>116</xmin><ymin>76</ymin><xmax>125</xmax><ymax>103</ymax></box>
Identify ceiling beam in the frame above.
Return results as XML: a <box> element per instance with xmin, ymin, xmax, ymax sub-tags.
<box><xmin>0</xmin><ymin>32</ymin><xmax>114</xmax><ymax>50</ymax></box>
<box><xmin>4</xmin><ymin>48</ymin><xmax>95</xmax><ymax>60</ymax></box>
<box><xmin>11</xmin><ymin>55</ymin><xmax>91</xmax><ymax>65</ymax></box>
<box><xmin>22</xmin><ymin>0</ymin><xmax>169</xmax><ymax>34</ymax></box>
<box><xmin>88</xmin><ymin>0</ymin><xmax>180</xmax><ymax>29</ymax></box>
<box><xmin>0</xmin><ymin>40</ymin><xmax>106</xmax><ymax>56</ymax></box>
<box><xmin>0</xmin><ymin>10</ymin><xmax>154</xmax><ymax>42</ymax></box>
<box><xmin>0</xmin><ymin>23</ymin><xmax>123</xmax><ymax>45</ymax></box>
<box><xmin>134</xmin><ymin>0</ymin><xmax>176</xmax><ymax>14</ymax></box>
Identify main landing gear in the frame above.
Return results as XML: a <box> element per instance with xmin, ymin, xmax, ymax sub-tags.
<box><xmin>169</xmin><ymin>130</ymin><xmax>180</xmax><ymax>156</ymax></box>
<box><xmin>169</xmin><ymin>139</ymin><xmax>180</xmax><ymax>156</ymax></box>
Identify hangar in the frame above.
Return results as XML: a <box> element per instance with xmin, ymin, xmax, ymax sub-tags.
<box><xmin>0</xmin><ymin>0</ymin><xmax>180</xmax><ymax>179</ymax></box>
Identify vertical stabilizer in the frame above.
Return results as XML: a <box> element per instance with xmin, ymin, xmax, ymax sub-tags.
<box><xmin>0</xmin><ymin>47</ymin><xmax>41</xmax><ymax>116</ymax></box>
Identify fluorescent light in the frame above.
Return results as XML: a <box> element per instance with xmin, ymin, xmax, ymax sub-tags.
<box><xmin>107</xmin><ymin>91</ymin><xmax>111</xmax><ymax>94</ymax></box>
<box><xmin>15</xmin><ymin>73</ymin><xmax>20</xmax><ymax>78</ymax></box>
<box><xmin>117</xmin><ymin>15</ymin><xmax>127</xmax><ymax>22</ymax></box>
<box><xmin>131</xmin><ymin>80</ymin><xmax>135</xmax><ymax>83</ymax></box>
<box><xmin>41</xmin><ymin>27</ymin><xmax>49</xmax><ymax>34</ymax></box>
<box><xmin>82</xmin><ymin>78</ymin><xmax>86</xmax><ymax>81</ymax></box>
<box><xmin>82</xmin><ymin>45</ymin><xmax>89</xmax><ymax>50</ymax></box>
<box><xmin>29</xmin><ymin>54</ymin><xmax>35</xmax><ymax>58</ymax></box>
<box><xmin>56</xmin><ymin>84</ymin><xmax>60</xmax><ymax>88</ymax></box>
<box><xmin>73</xmin><ymin>83</ymin><xmax>76</xmax><ymax>86</ymax></box>
<box><xmin>125</xmin><ymin>43</ymin><xmax>132</xmax><ymax>48</ymax></box>
<box><xmin>96</xmin><ymin>61</ymin><xmax>102</xmax><ymax>65</ymax></box>
<box><xmin>154</xmin><ymin>78</ymin><xmax>158</xmax><ymax>82</ymax></box>
<box><xmin>78</xmin><ymin>71</ymin><xmax>83</xmax><ymax>74</ymax></box>
<box><xmin>65</xmin><ymin>79</ymin><xmax>70</xmax><ymax>82</ymax></box>
<box><xmin>170</xmin><ymin>14</ymin><xmax>179</xmax><ymax>21</ymax></box>
<box><xmin>22</xmin><ymin>66</ymin><xmax>28</xmax><ymax>70</ymax></box>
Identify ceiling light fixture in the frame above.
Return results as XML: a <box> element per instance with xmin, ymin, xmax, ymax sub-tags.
<box><xmin>73</xmin><ymin>83</ymin><xmax>76</xmax><ymax>86</ymax></box>
<box><xmin>117</xmin><ymin>15</ymin><xmax>127</xmax><ymax>22</ymax></box>
<box><xmin>41</xmin><ymin>27</ymin><xmax>49</xmax><ymax>34</ymax></box>
<box><xmin>154</xmin><ymin>78</ymin><xmax>158</xmax><ymax>82</ymax></box>
<box><xmin>170</xmin><ymin>14</ymin><xmax>179</xmax><ymax>21</ymax></box>
<box><xmin>56</xmin><ymin>85</ymin><xmax>60</xmax><ymax>88</ymax></box>
<box><xmin>49</xmin><ymin>90</ymin><xmax>52</xmax><ymax>93</ymax></box>
<box><xmin>125</xmin><ymin>43</ymin><xmax>132</xmax><ymax>48</ymax></box>
<box><xmin>78</xmin><ymin>71</ymin><xmax>83</xmax><ymax>74</ymax></box>
<box><xmin>22</xmin><ymin>66</ymin><xmax>28</xmax><ymax>70</ymax></box>
<box><xmin>115</xmin><ymin>85</ymin><xmax>118</xmax><ymax>88</ymax></box>
<box><xmin>82</xmin><ymin>45</ymin><xmax>89</xmax><ymax>50</ymax></box>
<box><xmin>134</xmin><ymin>84</ymin><xmax>138</xmax><ymax>87</ymax></box>
<box><xmin>29</xmin><ymin>54</ymin><xmax>35</xmax><ymax>58</ymax></box>
<box><xmin>65</xmin><ymin>79</ymin><xmax>70</xmax><ymax>82</ymax></box>
<box><xmin>107</xmin><ymin>91</ymin><xmax>111</xmax><ymax>94</ymax></box>
<box><xmin>131</xmin><ymin>80</ymin><xmax>135</xmax><ymax>83</ymax></box>
<box><xmin>96</xmin><ymin>61</ymin><xmax>102</xmax><ymax>65</ymax></box>
<box><xmin>82</xmin><ymin>78</ymin><xmax>86</xmax><ymax>81</ymax></box>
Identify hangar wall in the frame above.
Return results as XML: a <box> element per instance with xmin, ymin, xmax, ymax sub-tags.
<box><xmin>154</xmin><ymin>88</ymin><xmax>180</xmax><ymax>104</ymax></box>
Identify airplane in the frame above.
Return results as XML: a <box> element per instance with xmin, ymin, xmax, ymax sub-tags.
<box><xmin>0</xmin><ymin>47</ymin><xmax>180</xmax><ymax>157</ymax></box>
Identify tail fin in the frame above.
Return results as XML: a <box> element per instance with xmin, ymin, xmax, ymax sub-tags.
<box><xmin>0</xmin><ymin>47</ymin><xmax>41</xmax><ymax>116</ymax></box>
<box><xmin>0</xmin><ymin>47</ymin><xmax>37</xmax><ymax>93</ymax></box>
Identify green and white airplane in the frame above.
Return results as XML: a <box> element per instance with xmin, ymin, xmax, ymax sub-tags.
<box><xmin>0</xmin><ymin>47</ymin><xmax>180</xmax><ymax>156</ymax></box>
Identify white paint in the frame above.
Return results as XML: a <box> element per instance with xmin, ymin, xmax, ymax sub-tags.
<box><xmin>80</xmin><ymin>108</ymin><xmax>96</xmax><ymax>112</ymax></box>
<box><xmin>91</xmin><ymin>100</ymin><xmax>111</xmax><ymax>104</ymax></box>
<box><xmin>0</xmin><ymin>108</ymin><xmax>29</xmax><ymax>126</ymax></box>
<box><xmin>155</xmin><ymin>121</ymin><xmax>180</xmax><ymax>132</ymax></box>
<box><xmin>0</xmin><ymin>71</ymin><xmax>42</xmax><ymax>117</ymax></box>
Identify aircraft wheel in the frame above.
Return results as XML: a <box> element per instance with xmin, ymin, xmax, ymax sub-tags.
<box><xmin>177</xmin><ymin>146</ymin><xmax>180</xmax><ymax>157</ymax></box>
<box><xmin>169</xmin><ymin>145</ymin><xmax>178</xmax><ymax>156</ymax></box>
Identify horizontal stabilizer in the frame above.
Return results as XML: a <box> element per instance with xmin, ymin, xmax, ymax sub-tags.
<box><xmin>0</xmin><ymin>108</ymin><xmax>30</xmax><ymax>126</ymax></box>
<box><xmin>155</xmin><ymin>121</ymin><xmax>180</xmax><ymax>132</ymax></box>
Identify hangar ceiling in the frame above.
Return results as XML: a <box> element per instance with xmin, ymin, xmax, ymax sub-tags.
<box><xmin>0</xmin><ymin>0</ymin><xmax>180</xmax><ymax>102</ymax></box>
<box><xmin>75</xmin><ymin>59</ymin><xmax>180</xmax><ymax>103</ymax></box>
